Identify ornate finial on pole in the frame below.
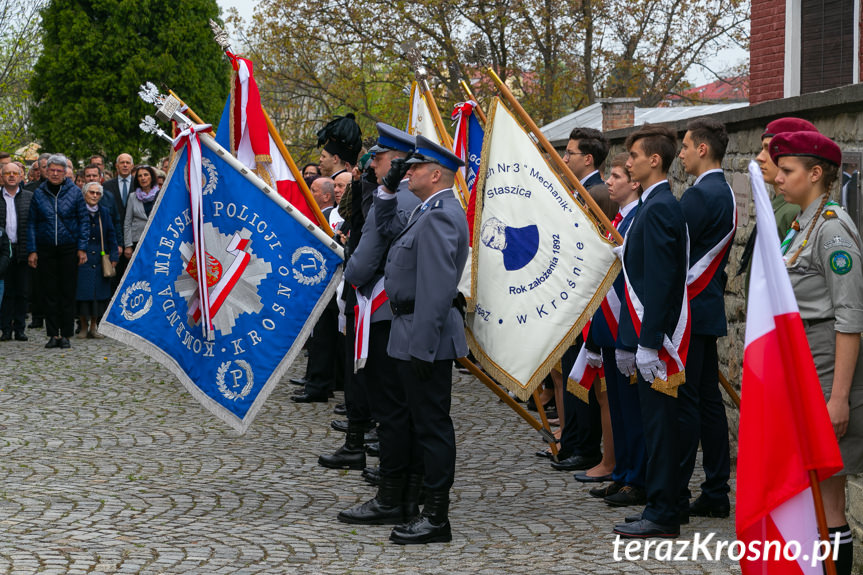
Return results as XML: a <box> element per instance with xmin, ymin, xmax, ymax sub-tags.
<box><xmin>399</xmin><ymin>40</ymin><xmax>428</xmax><ymax>82</ymax></box>
<box><xmin>139</xmin><ymin>115</ymin><xmax>172</xmax><ymax>143</ymax></box>
<box><xmin>138</xmin><ymin>81</ymin><xmax>165</xmax><ymax>106</ymax></box>
<box><xmin>209</xmin><ymin>19</ymin><xmax>231</xmax><ymax>52</ymax></box>
<box><xmin>138</xmin><ymin>81</ymin><xmax>188</xmax><ymax>126</ymax></box>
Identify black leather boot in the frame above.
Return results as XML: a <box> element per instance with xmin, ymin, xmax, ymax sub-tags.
<box><xmin>362</xmin><ymin>466</ymin><xmax>381</xmax><ymax>486</ymax></box>
<box><xmin>338</xmin><ymin>474</ymin><xmax>407</xmax><ymax>524</ymax></box>
<box><xmin>402</xmin><ymin>473</ymin><xmax>423</xmax><ymax>519</ymax></box>
<box><xmin>318</xmin><ymin>423</ymin><xmax>367</xmax><ymax>470</ymax></box>
<box><xmin>389</xmin><ymin>489</ymin><xmax>451</xmax><ymax>544</ymax></box>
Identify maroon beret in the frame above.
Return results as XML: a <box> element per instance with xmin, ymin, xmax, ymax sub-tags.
<box><xmin>761</xmin><ymin>117</ymin><xmax>818</xmax><ymax>139</ymax></box>
<box><xmin>769</xmin><ymin>131</ymin><xmax>842</xmax><ymax>167</ymax></box>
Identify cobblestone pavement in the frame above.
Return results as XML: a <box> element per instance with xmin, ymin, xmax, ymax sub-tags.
<box><xmin>0</xmin><ymin>330</ymin><xmax>739</xmax><ymax>574</ymax></box>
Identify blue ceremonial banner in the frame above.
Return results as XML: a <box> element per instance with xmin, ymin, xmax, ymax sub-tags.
<box><xmin>466</xmin><ymin>112</ymin><xmax>484</xmax><ymax>193</ymax></box>
<box><xmin>101</xmin><ymin>141</ymin><xmax>343</xmax><ymax>433</ymax></box>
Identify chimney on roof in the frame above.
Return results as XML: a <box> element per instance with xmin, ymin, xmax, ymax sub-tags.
<box><xmin>599</xmin><ymin>98</ymin><xmax>639</xmax><ymax>131</ymax></box>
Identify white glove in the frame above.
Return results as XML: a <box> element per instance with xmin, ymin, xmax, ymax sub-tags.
<box><xmin>636</xmin><ymin>345</ymin><xmax>666</xmax><ymax>382</ymax></box>
<box><xmin>586</xmin><ymin>349</ymin><xmax>603</xmax><ymax>369</ymax></box>
<box><xmin>612</xmin><ymin>245</ymin><xmax>625</xmax><ymax>261</ymax></box>
<box><xmin>615</xmin><ymin>349</ymin><xmax>636</xmax><ymax>377</ymax></box>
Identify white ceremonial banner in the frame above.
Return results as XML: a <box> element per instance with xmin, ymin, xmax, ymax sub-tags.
<box><xmin>407</xmin><ymin>81</ymin><xmax>440</xmax><ymax>140</ymax></box>
<box><xmin>465</xmin><ymin>98</ymin><xmax>620</xmax><ymax>400</ymax></box>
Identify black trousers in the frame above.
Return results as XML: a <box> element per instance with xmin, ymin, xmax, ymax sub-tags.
<box><xmin>0</xmin><ymin>258</ymin><xmax>30</xmax><ymax>334</ymax></box>
<box><xmin>397</xmin><ymin>358</ymin><xmax>455</xmax><ymax>491</ymax></box>
<box><xmin>603</xmin><ymin>346</ymin><xmax>646</xmax><ymax>488</ymax></box>
<box><xmin>37</xmin><ymin>244</ymin><xmax>79</xmax><ymax>338</ymax></box>
<box><xmin>637</xmin><ymin>370</ymin><xmax>681</xmax><ymax>526</ymax></box>
<box><xmin>559</xmin><ymin>341</ymin><xmax>601</xmax><ymax>460</ymax></box>
<box><xmin>678</xmin><ymin>334</ymin><xmax>731</xmax><ymax>507</ymax></box>
<box><xmin>343</xmin><ymin>311</ymin><xmax>371</xmax><ymax>423</ymax></box>
<box><xmin>304</xmin><ymin>295</ymin><xmax>339</xmax><ymax>397</ymax></box>
<box><xmin>365</xmin><ymin>322</ymin><xmax>419</xmax><ymax>477</ymax></box>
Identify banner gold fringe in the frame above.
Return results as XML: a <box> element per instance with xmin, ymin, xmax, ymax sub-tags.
<box><xmin>650</xmin><ymin>370</ymin><xmax>686</xmax><ymax>398</ymax></box>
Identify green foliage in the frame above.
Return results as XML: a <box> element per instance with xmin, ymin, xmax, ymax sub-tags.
<box><xmin>31</xmin><ymin>0</ymin><xmax>230</xmax><ymax>165</ymax></box>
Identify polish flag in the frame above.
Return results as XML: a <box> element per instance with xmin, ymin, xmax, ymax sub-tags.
<box><xmin>222</xmin><ymin>55</ymin><xmax>318</xmax><ymax>225</ymax></box>
<box><xmin>736</xmin><ymin>161</ymin><xmax>843</xmax><ymax>574</ymax></box>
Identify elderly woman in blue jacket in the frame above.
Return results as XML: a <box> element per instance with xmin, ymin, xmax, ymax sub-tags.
<box><xmin>27</xmin><ymin>154</ymin><xmax>89</xmax><ymax>349</ymax></box>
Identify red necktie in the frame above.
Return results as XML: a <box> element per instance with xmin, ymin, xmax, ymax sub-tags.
<box><xmin>612</xmin><ymin>212</ymin><xmax>623</xmax><ymax>228</ymax></box>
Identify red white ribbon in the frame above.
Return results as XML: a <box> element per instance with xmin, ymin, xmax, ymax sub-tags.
<box><xmin>173</xmin><ymin>123</ymin><xmax>214</xmax><ymax>339</ymax></box>
<box><xmin>687</xmin><ymin>181</ymin><xmax>737</xmax><ymax>299</ymax></box>
<box><xmin>451</xmin><ymin>101</ymin><xmax>476</xmax><ymax>184</ymax></box>
<box><xmin>353</xmin><ymin>277</ymin><xmax>388</xmax><ymax>372</ymax></box>
<box><xmin>189</xmin><ymin>233</ymin><xmax>252</xmax><ymax>324</ymax></box>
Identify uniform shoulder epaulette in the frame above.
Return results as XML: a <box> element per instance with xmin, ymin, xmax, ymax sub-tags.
<box><xmin>823</xmin><ymin>209</ymin><xmax>838</xmax><ymax>220</ymax></box>
<box><xmin>430</xmin><ymin>199</ymin><xmax>443</xmax><ymax>210</ymax></box>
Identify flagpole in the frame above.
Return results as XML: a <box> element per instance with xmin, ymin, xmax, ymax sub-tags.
<box><xmin>718</xmin><ymin>370</ymin><xmax>741</xmax><ymax>409</ymax></box>
<box><xmin>458</xmin><ymin>80</ymin><xmax>487</xmax><ymax>125</ymax></box>
<box><xmin>260</xmin><ymin>108</ymin><xmax>334</xmax><ymax>236</ymax></box>
<box><xmin>456</xmin><ymin>357</ymin><xmax>560</xmax><ymax>459</ymax></box>
<box><xmin>401</xmin><ymin>44</ymin><xmax>468</xmax><ymax>210</ymax></box>
<box><xmin>485</xmin><ymin>68</ymin><xmax>624</xmax><ymax>246</ymax></box>
<box><xmin>809</xmin><ymin>470</ymin><xmax>838</xmax><ymax>575</ymax></box>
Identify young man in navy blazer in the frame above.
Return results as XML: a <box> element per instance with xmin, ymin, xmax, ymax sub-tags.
<box><xmin>676</xmin><ymin>117</ymin><xmax>735</xmax><ymax>519</ymax></box>
<box><xmin>614</xmin><ymin>125</ymin><xmax>688</xmax><ymax>539</ymax></box>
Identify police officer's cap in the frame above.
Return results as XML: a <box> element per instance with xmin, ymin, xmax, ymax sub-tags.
<box><xmin>769</xmin><ymin>131</ymin><xmax>842</xmax><ymax>167</ymax></box>
<box><xmin>762</xmin><ymin>117</ymin><xmax>819</xmax><ymax>140</ymax></box>
<box><xmin>369</xmin><ymin>123</ymin><xmax>416</xmax><ymax>155</ymax></box>
<box><xmin>405</xmin><ymin>135</ymin><xmax>465</xmax><ymax>172</ymax></box>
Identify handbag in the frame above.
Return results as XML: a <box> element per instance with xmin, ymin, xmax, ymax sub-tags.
<box><xmin>98</xmin><ymin>214</ymin><xmax>116</xmax><ymax>278</ymax></box>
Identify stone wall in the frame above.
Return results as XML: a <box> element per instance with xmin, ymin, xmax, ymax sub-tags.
<box><xmin>601</xmin><ymin>82</ymin><xmax>863</xmax><ymax>554</ymax></box>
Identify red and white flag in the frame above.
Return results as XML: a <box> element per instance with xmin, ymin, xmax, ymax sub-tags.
<box><xmin>225</xmin><ymin>54</ymin><xmax>318</xmax><ymax>225</ymax></box>
<box><xmin>736</xmin><ymin>160</ymin><xmax>843</xmax><ymax>574</ymax></box>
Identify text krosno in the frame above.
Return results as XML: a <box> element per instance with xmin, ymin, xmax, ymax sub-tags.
<box><xmin>613</xmin><ymin>532</ymin><xmax>840</xmax><ymax>567</ymax></box>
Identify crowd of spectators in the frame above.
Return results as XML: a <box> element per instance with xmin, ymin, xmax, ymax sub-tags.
<box><xmin>0</xmin><ymin>151</ymin><xmax>169</xmax><ymax>348</ymax></box>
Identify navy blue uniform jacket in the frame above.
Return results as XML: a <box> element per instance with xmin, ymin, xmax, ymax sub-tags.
<box><xmin>680</xmin><ymin>171</ymin><xmax>735</xmax><ymax>336</ymax></box>
<box><xmin>617</xmin><ymin>182</ymin><xmax>687</xmax><ymax>351</ymax></box>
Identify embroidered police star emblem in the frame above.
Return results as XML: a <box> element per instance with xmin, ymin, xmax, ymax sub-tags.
<box><xmin>175</xmin><ymin>222</ymin><xmax>272</xmax><ymax>335</ymax></box>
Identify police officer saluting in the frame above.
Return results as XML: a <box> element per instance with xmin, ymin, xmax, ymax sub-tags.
<box><xmin>374</xmin><ymin>135</ymin><xmax>469</xmax><ymax>544</ymax></box>
<box><xmin>337</xmin><ymin>123</ymin><xmax>422</xmax><ymax>526</ymax></box>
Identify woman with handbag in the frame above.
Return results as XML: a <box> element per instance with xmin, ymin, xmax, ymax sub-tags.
<box><xmin>76</xmin><ymin>182</ymin><xmax>118</xmax><ymax>339</ymax></box>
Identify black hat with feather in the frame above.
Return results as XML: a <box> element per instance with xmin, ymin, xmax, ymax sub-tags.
<box><xmin>317</xmin><ymin>113</ymin><xmax>363</xmax><ymax>166</ymax></box>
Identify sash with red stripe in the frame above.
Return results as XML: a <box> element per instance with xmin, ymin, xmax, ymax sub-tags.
<box><xmin>566</xmin><ymin>322</ymin><xmax>605</xmax><ymax>402</ymax></box>
<box><xmin>353</xmin><ymin>277</ymin><xmax>388</xmax><ymax>372</ymax></box>
<box><xmin>687</xmin><ymin>179</ymin><xmax>737</xmax><ymax>299</ymax></box>
<box><xmin>621</xmin><ymin>230</ymin><xmax>691</xmax><ymax>397</ymax></box>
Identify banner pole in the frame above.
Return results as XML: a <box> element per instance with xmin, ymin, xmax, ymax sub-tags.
<box><xmin>260</xmin><ymin>109</ymin><xmax>334</xmax><ymax>236</ymax></box>
<box><xmin>458</xmin><ymin>80</ymin><xmax>487</xmax><ymax>125</ymax></box>
<box><xmin>718</xmin><ymin>370</ymin><xmax>741</xmax><ymax>409</ymax></box>
<box><xmin>485</xmin><ymin>68</ymin><xmax>623</xmax><ymax>246</ymax></box>
<box><xmin>456</xmin><ymin>357</ymin><xmax>559</xmax><ymax>459</ymax></box>
<box><xmin>809</xmin><ymin>469</ymin><xmax>838</xmax><ymax>575</ymax></box>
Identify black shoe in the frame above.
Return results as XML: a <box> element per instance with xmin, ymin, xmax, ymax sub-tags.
<box><xmin>390</xmin><ymin>490</ymin><xmax>451</xmax><ymax>545</ymax></box>
<box><xmin>574</xmin><ymin>472</ymin><xmax>613</xmax><ymax>483</ymax></box>
<box><xmin>45</xmin><ymin>337</ymin><xmax>58</xmax><ymax>349</ymax></box>
<box><xmin>589</xmin><ymin>482</ymin><xmax>624</xmax><ymax>499</ymax></box>
<box><xmin>626</xmin><ymin>510</ymin><xmax>689</xmax><ymax>525</ymax></box>
<box><xmin>59</xmin><ymin>337</ymin><xmax>71</xmax><ymax>349</ymax></box>
<box><xmin>291</xmin><ymin>392</ymin><xmax>329</xmax><ymax>403</ymax></box>
<box><xmin>550</xmin><ymin>454</ymin><xmax>601</xmax><ymax>472</ymax></box>
<box><xmin>613</xmin><ymin>519</ymin><xmax>679</xmax><ymax>539</ymax></box>
<box><xmin>318</xmin><ymin>445</ymin><xmax>366</xmax><ymax>470</ymax></box>
<box><xmin>365</xmin><ymin>442</ymin><xmax>380</xmax><ymax>457</ymax></box>
<box><xmin>289</xmin><ymin>377</ymin><xmax>307</xmax><ymax>386</ymax></box>
<box><xmin>0</xmin><ymin>332</ymin><xmax>10</xmax><ymax>342</ymax></box>
<box><xmin>13</xmin><ymin>332</ymin><xmax>27</xmax><ymax>341</ymax></box>
<box><xmin>331</xmin><ymin>419</ymin><xmax>349</xmax><ymax>433</ymax></box>
<box><xmin>333</xmin><ymin>403</ymin><xmax>347</xmax><ymax>415</ymax></box>
<box><xmin>338</xmin><ymin>475</ymin><xmax>410</xmax><ymax>525</ymax></box>
<box><xmin>689</xmin><ymin>495</ymin><xmax>730</xmax><ymax>518</ymax></box>
<box><xmin>363</xmin><ymin>466</ymin><xmax>381</xmax><ymax>486</ymax></box>
<box><xmin>605</xmin><ymin>486</ymin><xmax>647</xmax><ymax>507</ymax></box>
